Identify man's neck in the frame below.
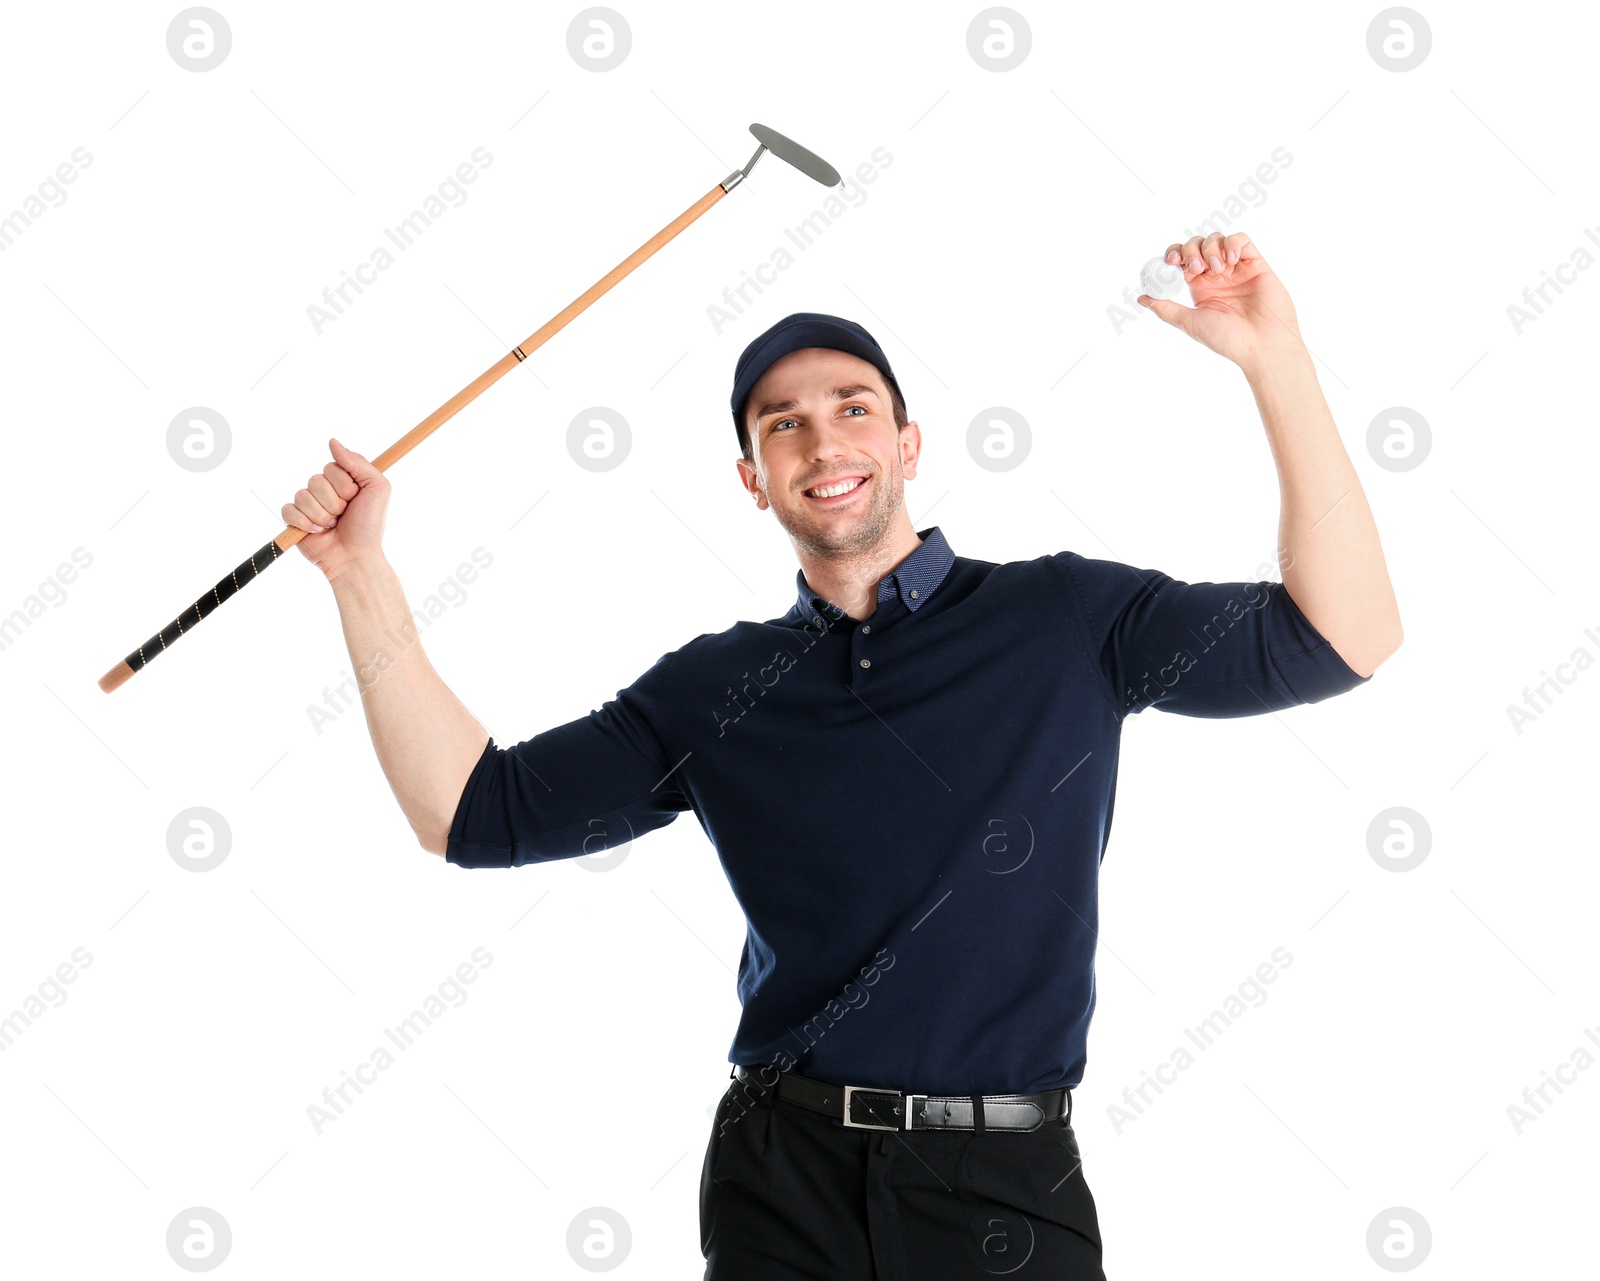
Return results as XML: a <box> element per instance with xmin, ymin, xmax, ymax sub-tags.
<box><xmin>796</xmin><ymin>519</ymin><xmax>923</xmax><ymax>621</ymax></box>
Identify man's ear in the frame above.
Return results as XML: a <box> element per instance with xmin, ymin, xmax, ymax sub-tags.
<box><xmin>899</xmin><ymin>420</ymin><xmax>923</xmax><ymax>481</ymax></box>
<box><xmin>734</xmin><ymin>455</ymin><xmax>769</xmax><ymax>509</ymax></box>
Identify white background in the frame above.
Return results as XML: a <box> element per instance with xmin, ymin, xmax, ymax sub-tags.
<box><xmin>2</xmin><ymin>0</ymin><xmax>1595</xmax><ymax>1275</ymax></box>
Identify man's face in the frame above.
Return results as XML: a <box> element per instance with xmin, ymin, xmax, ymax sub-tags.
<box><xmin>736</xmin><ymin>347</ymin><xmax>920</xmax><ymax>558</ymax></box>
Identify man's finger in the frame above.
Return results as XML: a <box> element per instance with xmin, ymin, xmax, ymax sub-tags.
<box><xmin>1138</xmin><ymin>295</ymin><xmax>1197</xmax><ymax>336</ymax></box>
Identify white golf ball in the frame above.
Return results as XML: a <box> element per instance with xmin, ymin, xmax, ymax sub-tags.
<box><xmin>1140</xmin><ymin>256</ymin><xmax>1186</xmax><ymax>301</ymax></box>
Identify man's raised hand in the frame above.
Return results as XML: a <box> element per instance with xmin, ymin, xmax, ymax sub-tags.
<box><xmin>1138</xmin><ymin>232</ymin><xmax>1306</xmax><ymax>370</ymax></box>
<box><xmin>281</xmin><ymin>437</ymin><xmax>391</xmax><ymax>582</ymax></box>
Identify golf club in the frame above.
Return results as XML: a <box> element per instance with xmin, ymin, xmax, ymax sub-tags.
<box><xmin>97</xmin><ymin>122</ymin><xmax>842</xmax><ymax>694</ymax></box>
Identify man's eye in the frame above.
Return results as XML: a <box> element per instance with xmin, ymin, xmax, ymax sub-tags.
<box><xmin>771</xmin><ymin>405</ymin><xmax>867</xmax><ymax>432</ymax></box>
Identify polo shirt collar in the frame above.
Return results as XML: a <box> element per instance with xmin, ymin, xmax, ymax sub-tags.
<box><xmin>794</xmin><ymin>526</ymin><xmax>954</xmax><ymax>622</ymax></box>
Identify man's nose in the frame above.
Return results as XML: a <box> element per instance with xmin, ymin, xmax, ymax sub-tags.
<box><xmin>808</xmin><ymin>421</ymin><xmax>857</xmax><ymax>460</ymax></box>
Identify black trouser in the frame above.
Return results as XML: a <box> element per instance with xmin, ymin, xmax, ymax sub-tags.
<box><xmin>700</xmin><ymin>1072</ymin><xmax>1106</xmax><ymax>1279</ymax></box>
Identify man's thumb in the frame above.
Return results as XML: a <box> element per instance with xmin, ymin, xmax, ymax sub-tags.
<box><xmin>330</xmin><ymin>436</ymin><xmax>382</xmax><ymax>481</ymax></box>
<box><xmin>1139</xmin><ymin>295</ymin><xmax>1197</xmax><ymax>336</ymax></box>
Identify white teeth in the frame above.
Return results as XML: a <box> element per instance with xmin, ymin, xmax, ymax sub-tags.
<box><xmin>806</xmin><ymin>477</ymin><xmax>863</xmax><ymax>499</ymax></box>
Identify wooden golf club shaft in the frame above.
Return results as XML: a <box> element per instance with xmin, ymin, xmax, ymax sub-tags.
<box><xmin>97</xmin><ymin>179</ymin><xmax>731</xmax><ymax>694</ymax></box>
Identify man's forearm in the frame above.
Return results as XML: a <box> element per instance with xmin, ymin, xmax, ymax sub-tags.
<box><xmin>328</xmin><ymin>556</ymin><xmax>491</xmax><ymax>853</ymax></box>
<box><xmin>1243</xmin><ymin>347</ymin><xmax>1403</xmax><ymax>678</ymax></box>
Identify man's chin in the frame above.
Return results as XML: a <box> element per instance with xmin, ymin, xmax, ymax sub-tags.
<box><xmin>779</xmin><ymin>500</ymin><xmax>891</xmax><ymax>554</ymax></box>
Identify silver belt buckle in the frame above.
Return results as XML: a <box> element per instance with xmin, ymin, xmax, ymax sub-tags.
<box><xmin>841</xmin><ymin>1084</ymin><xmax>904</xmax><ymax>1131</ymax></box>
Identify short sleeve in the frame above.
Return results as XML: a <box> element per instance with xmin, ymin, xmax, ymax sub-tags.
<box><xmin>1051</xmin><ymin>550</ymin><xmax>1371</xmax><ymax>720</ymax></box>
<box><xmin>445</xmin><ymin>648</ymin><xmax>691</xmax><ymax>868</ymax></box>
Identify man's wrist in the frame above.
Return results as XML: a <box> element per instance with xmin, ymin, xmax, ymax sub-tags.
<box><xmin>1239</xmin><ymin>342</ymin><xmax>1315</xmax><ymax>386</ymax></box>
<box><xmin>327</xmin><ymin>554</ymin><xmax>393</xmax><ymax>597</ymax></box>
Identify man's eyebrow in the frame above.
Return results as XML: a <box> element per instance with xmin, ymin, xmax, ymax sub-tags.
<box><xmin>755</xmin><ymin>384</ymin><xmax>880</xmax><ymax>426</ymax></box>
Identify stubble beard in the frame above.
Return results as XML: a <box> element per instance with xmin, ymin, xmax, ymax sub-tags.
<box><xmin>771</xmin><ymin>453</ymin><xmax>902</xmax><ymax>562</ymax></box>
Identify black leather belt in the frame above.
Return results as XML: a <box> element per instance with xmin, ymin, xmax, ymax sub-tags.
<box><xmin>733</xmin><ymin>1064</ymin><xmax>1070</xmax><ymax>1133</ymax></box>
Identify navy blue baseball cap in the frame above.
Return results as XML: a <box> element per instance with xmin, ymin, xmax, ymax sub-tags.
<box><xmin>730</xmin><ymin>312</ymin><xmax>904</xmax><ymax>452</ymax></box>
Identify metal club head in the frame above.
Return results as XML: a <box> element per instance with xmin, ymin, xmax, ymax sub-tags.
<box><xmin>721</xmin><ymin>123</ymin><xmax>841</xmax><ymax>193</ymax></box>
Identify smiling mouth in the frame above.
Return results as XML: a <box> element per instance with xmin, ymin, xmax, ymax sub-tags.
<box><xmin>803</xmin><ymin>475</ymin><xmax>868</xmax><ymax>504</ymax></box>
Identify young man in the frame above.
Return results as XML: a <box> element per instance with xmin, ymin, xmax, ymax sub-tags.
<box><xmin>283</xmin><ymin>232</ymin><xmax>1401</xmax><ymax>1278</ymax></box>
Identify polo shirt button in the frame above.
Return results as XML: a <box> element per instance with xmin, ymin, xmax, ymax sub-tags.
<box><xmin>909</xmin><ymin>589</ymin><xmax>919</xmax><ymax>599</ymax></box>
<box><xmin>859</xmin><ymin>658</ymin><xmax>871</xmax><ymax>668</ymax></box>
<box><xmin>861</xmin><ymin>625</ymin><xmax>871</xmax><ymax>634</ymax></box>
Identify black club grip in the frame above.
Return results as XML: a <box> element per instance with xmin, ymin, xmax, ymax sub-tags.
<box><xmin>122</xmin><ymin>537</ymin><xmax>287</xmax><ymax>676</ymax></box>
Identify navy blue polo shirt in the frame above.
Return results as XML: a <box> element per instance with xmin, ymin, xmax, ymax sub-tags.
<box><xmin>446</xmin><ymin>526</ymin><xmax>1370</xmax><ymax>1095</ymax></box>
